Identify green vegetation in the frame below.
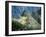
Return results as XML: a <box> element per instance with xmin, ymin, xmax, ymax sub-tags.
<box><xmin>12</xmin><ymin>9</ymin><xmax>41</xmax><ymax>31</ymax></box>
<box><xmin>12</xmin><ymin>20</ymin><xmax>33</xmax><ymax>31</ymax></box>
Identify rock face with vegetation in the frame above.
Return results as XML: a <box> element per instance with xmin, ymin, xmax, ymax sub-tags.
<box><xmin>12</xmin><ymin>9</ymin><xmax>41</xmax><ymax>31</ymax></box>
<box><xmin>12</xmin><ymin>6</ymin><xmax>41</xmax><ymax>31</ymax></box>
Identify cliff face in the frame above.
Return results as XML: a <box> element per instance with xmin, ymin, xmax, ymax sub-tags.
<box><xmin>12</xmin><ymin>11</ymin><xmax>41</xmax><ymax>31</ymax></box>
<box><xmin>12</xmin><ymin>6</ymin><xmax>41</xmax><ymax>31</ymax></box>
<box><xmin>21</xmin><ymin>11</ymin><xmax>41</xmax><ymax>30</ymax></box>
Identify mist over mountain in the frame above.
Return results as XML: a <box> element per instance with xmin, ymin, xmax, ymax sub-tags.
<box><xmin>12</xmin><ymin>6</ymin><xmax>40</xmax><ymax>15</ymax></box>
<box><xmin>12</xmin><ymin>6</ymin><xmax>41</xmax><ymax>31</ymax></box>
